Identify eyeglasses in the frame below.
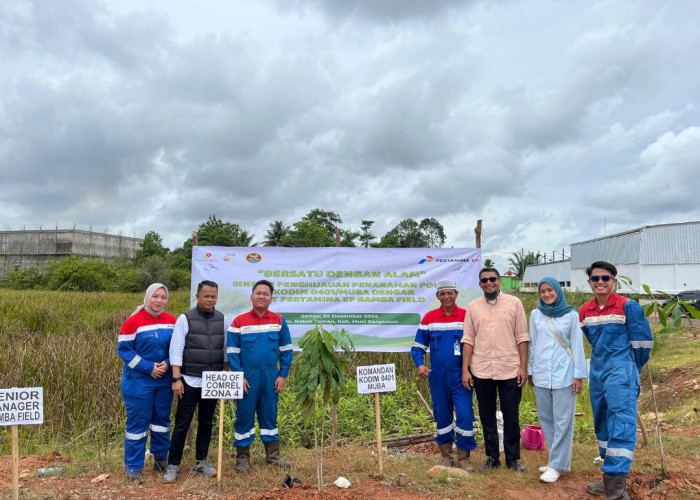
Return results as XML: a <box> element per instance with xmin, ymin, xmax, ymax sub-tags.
<box><xmin>480</xmin><ymin>277</ymin><xmax>499</xmax><ymax>283</ymax></box>
<box><xmin>589</xmin><ymin>275</ymin><xmax>614</xmax><ymax>283</ymax></box>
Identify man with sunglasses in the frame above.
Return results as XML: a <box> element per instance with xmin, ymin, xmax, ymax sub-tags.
<box><xmin>579</xmin><ymin>261</ymin><xmax>652</xmax><ymax>500</ymax></box>
<box><xmin>461</xmin><ymin>267</ymin><xmax>529</xmax><ymax>473</ymax></box>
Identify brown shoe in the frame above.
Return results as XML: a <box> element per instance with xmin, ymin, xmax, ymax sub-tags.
<box><xmin>586</xmin><ymin>479</ymin><xmax>605</xmax><ymax>496</ymax></box>
<box><xmin>236</xmin><ymin>446</ymin><xmax>251</xmax><ymax>473</ymax></box>
<box><xmin>603</xmin><ymin>474</ymin><xmax>630</xmax><ymax>500</ymax></box>
<box><xmin>438</xmin><ymin>443</ymin><xmax>454</xmax><ymax>467</ymax></box>
<box><xmin>264</xmin><ymin>441</ymin><xmax>292</xmax><ymax>468</ymax></box>
<box><xmin>456</xmin><ymin>448</ymin><xmax>473</xmax><ymax>472</ymax></box>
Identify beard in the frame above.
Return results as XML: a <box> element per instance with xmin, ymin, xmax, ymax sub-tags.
<box><xmin>484</xmin><ymin>290</ymin><xmax>500</xmax><ymax>301</ymax></box>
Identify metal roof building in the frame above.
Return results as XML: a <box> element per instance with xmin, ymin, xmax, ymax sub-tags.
<box><xmin>521</xmin><ymin>260</ymin><xmax>571</xmax><ymax>291</ymax></box>
<box><xmin>568</xmin><ymin>221</ymin><xmax>700</xmax><ymax>294</ymax></box>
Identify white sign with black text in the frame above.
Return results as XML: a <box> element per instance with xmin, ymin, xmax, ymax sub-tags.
<box><xmin>201</xmin><ymin>372</ymin><xmax>244</xmax><ymax>399</ymax></box>
<box><xmin>356</xmin><ymin>364</ymin><xmax>396</xmax><ymax>394</ymax></box>
<box><xmin>0</xmin><ymin>387</ymin><xmax>44</xmax><ymax>426</ymax></box>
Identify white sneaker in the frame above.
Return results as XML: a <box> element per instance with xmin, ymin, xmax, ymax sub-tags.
<box><xmin>539</xmin><ymin>466</ymin><xmax>560</xmax><ymax>483</ymax></box>
<box><xmin>538</xmin><ymin>465</ymin><xmax>548</xmax><ymax>473</ymax></box>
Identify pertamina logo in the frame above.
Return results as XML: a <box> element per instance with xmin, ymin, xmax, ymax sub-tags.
<box><xmin>418</xmin><ymin>255</ymin><xmax>434</xmax><ymax>264</ymax></box>
<box><xmin>246</xmin><ymin>252</ymin><xmax>262</xmax><ymax>264</ymax></box>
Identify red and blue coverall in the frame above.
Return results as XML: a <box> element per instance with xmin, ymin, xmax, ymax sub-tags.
<box><xmin>579</xmin><ymin>293</ymin><xmax>653</xmax><ymax>476</ymax></box>
<box><xmin>226</xmin><ymin>310</ymin><xmax>293</xmax><ymax>447</ymax></box>
<box><xmin>117</xmin><ymin>309</ymin><xmax>175</xmax><ymax>472</ymax></box>
<box><xmin>411</xmin><ymin>305</ymin><xmax>477</xmax><ymax>451</ymax></box>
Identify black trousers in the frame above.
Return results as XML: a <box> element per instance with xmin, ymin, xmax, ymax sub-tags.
<box><xmin>473</xmin><ymin>376</ymin><xmax>522</xmax><ymax>464</ymax></box>
<box><xmin>168</xmin><ymin>381</ymin><xmax>218</xmax><ymax>465</ymax></box>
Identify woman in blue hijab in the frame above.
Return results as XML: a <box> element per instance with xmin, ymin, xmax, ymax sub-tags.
<box><xmin>527</xmin><ymin>278</ymin><xmax>587</xmax><ymax>483</ymax></box>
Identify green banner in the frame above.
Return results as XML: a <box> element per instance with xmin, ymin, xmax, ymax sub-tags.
<box><xmin>279</xmin><ymin>312</ymin><xmax>421</xmax><ymax>326</ymax></box>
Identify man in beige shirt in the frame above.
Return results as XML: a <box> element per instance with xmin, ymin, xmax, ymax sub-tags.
<box><xmin>461</xmin><ymin>267</ymin><xmax>529</xmax><ymax>472</ymax></box>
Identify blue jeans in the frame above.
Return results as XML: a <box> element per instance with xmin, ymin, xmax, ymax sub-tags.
<box><xmin>534</xmin><ymin>385</ymin><xmax>576</xmax><ymax>471</ymax></box>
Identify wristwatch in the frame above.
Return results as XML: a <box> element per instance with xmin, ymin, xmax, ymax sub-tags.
<box><xmin>172</xmin><ymin>376</ymin><xmax>183</xmax><ymax>383</ymax></box>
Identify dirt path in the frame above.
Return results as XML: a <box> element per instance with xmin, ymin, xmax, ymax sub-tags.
<box><xmin>2</xmin><ymin>439</ymin><xmax>699</xmax><ymax>500</ymax></box>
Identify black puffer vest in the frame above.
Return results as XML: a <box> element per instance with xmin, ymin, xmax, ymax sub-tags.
<box><xmin>181</xmin><ymin>307</ymin><xmax>225</xmax><ymax>377</ymax></box>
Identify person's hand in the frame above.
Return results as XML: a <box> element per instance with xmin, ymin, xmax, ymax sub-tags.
<box><xmin>151</xmin><ymin>361</ymin><xmax>167</xmax><ymax>378</ymax></box>
<box><xmin>275</xmin><ymin>376</ymin><xmax>287</xmax><ymax>394</ymax></box>
<box><xmin>462</xmin><ymin>370</ymin><xmax>473</xmax><ymax>390</ymax></box>
<box><xmin>516</xmin><ymin>367</ymin><xmax>527</xmax><ymax>387</ymax></box>
<box><xmin>527</xmin><ymin>375</ymin><xmax>534</xmax><ymax>387</ymax></box>
<box><xmin>417</xmin><ymin>365</ymin><xmax>430</xmax><ymax>379</ymax></box>
<box><xmin>243</xmin><ymin>378</ymin><xmax>250</xmax><ymax>395</ymax></box>
<box><xmin>172</xmin><ymin>379</ymin><xmax>184</xmax><ymax>398</ymax></box>
<box><xmin>572</xmin><ymin>378</ymin><xmax>583</xmax><ymax>395</ymax></box>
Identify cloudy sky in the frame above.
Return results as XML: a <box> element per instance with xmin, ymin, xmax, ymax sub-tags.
<box><xmin>2</xmin><ymin>0</ymin><xmax>699</xmax><ymax>270</ymax></box>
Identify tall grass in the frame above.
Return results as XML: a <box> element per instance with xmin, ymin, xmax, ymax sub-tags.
<box><xmin>0</xmin><ymin>289</ymin><xmax>599</xmax><ymax>456</ymax></box>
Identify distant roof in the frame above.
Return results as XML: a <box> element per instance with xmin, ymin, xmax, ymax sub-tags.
<box><xmin>571</xmin><ymin>220</ymin><xmax>700</xmax><ymax>247</ymax></box>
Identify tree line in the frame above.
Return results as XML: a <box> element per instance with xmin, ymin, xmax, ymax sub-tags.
<box><xmin>2</xmin><ymin>209</ymin><xmax>447</xmax><ymax>292</ymax></box>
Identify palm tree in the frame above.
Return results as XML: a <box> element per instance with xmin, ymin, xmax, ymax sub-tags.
<box><xmin>483</xmin><ymin>258</ymin><xmax>495</xmax><ymax>268</ymax></box>
<box><xmin>263</xmin><ymin>220</ymin><xmax>289</xmax><ymax>246</ymax></box>
<box><xmin>508</xmin><ymin>251</ymin><xmax>543</xmax><ymax>279</ymax></box>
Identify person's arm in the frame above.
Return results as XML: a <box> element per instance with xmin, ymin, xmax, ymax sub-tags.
<box><xmin>275</xmin><ymin>318</ymin><xmax>293</xmax><ymax>394</ymax></box>
<box><xmin>461</xmin><ymin>310</ymin><xmax>475</xmax><ymax>389</ymax></box>
<box><xmin>516</xmin><ymin>341</ymin><xmax>529</xmax><ymax>387</ymax></box>
<box><xmin>514</xmin><ymin>300</ymin><xmax>529</xmax><ymax>387</ymax></box>
<box><xmin>527</xmin><ymin>311</ymin><xmax>537</xmax><ymax>386</ymax></box>
<box><xmin>625</xmin><ymin>300</ymin><xmax>654</xmax><ymax>372</ymax></box>
<box><xmin>169</xmin><ymin>314</ymin><xmax>188</xmax><ymax>397</ymax></box>
<box><xmin>411</xmin><ymin>317</ymin><xmax>431</xmax><ymax>379</ymax></box>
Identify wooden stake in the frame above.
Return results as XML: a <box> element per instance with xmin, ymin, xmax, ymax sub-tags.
<box><xmin>217</xmin><ymin>399</ymin><xmax>224</xmax><ymax>483</ymax></box>
<box><xmin>636</xmin><ymin>410</ymin><xmax>648</xmax><ymax>446</ymax></box>
<box><xmin>11</xmin><ymin>424</ymin><xmax>19</xmax><ymax>500</ymax></box>
<box><xmin>374</xmin><ymin>392</ymin><xmax>383</xmax><ymax>476</ymax></box>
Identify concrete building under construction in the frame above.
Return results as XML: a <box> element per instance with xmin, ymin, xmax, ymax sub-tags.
<box><xmin>0</xmin><ymin>228</ymin><xmax>143</xmax><ymax>280</ymax></box>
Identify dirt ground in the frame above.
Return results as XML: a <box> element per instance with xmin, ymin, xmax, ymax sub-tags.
<box><xmin>2</xmin><ymin>437</ymin><xmax>699</xmax><ymax>500</ymax></box>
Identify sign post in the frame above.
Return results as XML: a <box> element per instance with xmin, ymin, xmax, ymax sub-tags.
<box><xmin>1</xmin><ymin>387</ymin><xmax>44</xmax><ymax>500</ymax></box>
<box><xmin>356</xmin><ymin>364</ymin><xmax>396</xmax><ymax>476</ymax></box>
<box><xmin>201</xmin><ymin>372</ymin><xmax>244</xmax><ymax>483</ymax></box>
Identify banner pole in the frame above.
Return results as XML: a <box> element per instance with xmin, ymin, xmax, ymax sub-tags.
<box><xmin>374</xmin><ymin>392</ymin><xmax>383</xmax><ymax>476</ymax></box>
<box><xmin>11</xmin><ymin>424</ymin><xmax>19</xmax><ymax>500</ymax></box>
<box><xmin>217</xmin><ymin>399</ymin><xmax>224</xmax><ymax>483</ymax></box>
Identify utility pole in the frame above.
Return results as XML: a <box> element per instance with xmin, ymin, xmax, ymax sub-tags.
<box><xmin>474</xmin><ymin>219</ymin><xmax>482</xmax><ymax>248</ymax></box>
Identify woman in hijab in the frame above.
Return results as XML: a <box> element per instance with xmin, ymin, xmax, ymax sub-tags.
<box><xmin>117</xmin><ymin>283</ymin><xmax>176</xmax><ymax>482</ymax></box>
<box><xmin>527</xmin><ymin>277</ymin><xmax>587</xmax><ymax>483</ymax></box>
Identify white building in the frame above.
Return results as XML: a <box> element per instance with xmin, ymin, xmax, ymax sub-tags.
<box><xmin>522</xmin><ymin>221</ymin><xmax>700</xmax><ymax>294</ymax></box>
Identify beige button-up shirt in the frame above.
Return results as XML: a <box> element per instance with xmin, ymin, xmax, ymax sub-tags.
<box><xmin>461</xmin><ymin>292</ymin><xmax>529</xmax><ymax>380</ymax></box>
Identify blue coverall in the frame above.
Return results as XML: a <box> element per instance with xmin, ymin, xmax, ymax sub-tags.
<box><xmin>411</xmin><ymin>306</ymin><xmax>477</xmax><ymax>451</ymax></box>
<box><xmin>580</xmin><ymin>293</ymin><xmax>653</xmax><ymax>476</ymax></box>
<box><xmin>227</xmin><ymin>310</ymin><xmax>293</xmax><ymax>447</ymax></box>
<box><xmin>117</xmin><ymin>310</ymin><xmax>175</xmax><ymax>472</ymax></box>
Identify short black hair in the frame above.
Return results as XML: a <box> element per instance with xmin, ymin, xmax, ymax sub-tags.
<box><xmin>197</xmin><ymin>280</ymin><xmax>219</xmax><ymax>293</ymax></box>
<box><xmin>586</xmin><ymin>261</ymin><xmax>617</xmax><ymax>277</ymax></box>
<box><xmin>479</xmin><ymin>267</ymin><xmax>500</xmax><ymax>278</ymax></box>
<box><xmin>253</xmin><ymin>279</ymin><xmax>274</xmax><ymax>294</ymax></box>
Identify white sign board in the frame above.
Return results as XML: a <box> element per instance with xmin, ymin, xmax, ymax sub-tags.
<box><xmin>0</xmin><ymin>387</ymin><xmax>43</xmax><ymax>426</ymax></box>
<box><xmin>201</xmin><ymin>372</ymin><xmax>244</xmax><ymax>399</ymax></box>
<box><xmin>357</xmin><ymin>364</ymin><xmax>396</xmax><ymax>394</ymax></box>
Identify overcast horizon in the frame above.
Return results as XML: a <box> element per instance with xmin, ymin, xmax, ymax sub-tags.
<box><xmin>2</xmin><ymin>0</ymin><xmax>699</xmax><ymax>271</ymax></box>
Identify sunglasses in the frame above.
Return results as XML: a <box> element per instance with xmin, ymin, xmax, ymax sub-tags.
<box><xmin>480</xmin><ymin>277</ymin><xmax>499</xmax><ymax>283</ymax></box>
<box><xmin>589</xmin><ymin>275</ymin><xmax>614</xmax><ymax>283</ymax></box>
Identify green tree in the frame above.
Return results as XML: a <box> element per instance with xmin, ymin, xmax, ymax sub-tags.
<box><xmin>263</xmin><ymin>220</ymin><xmax>290</xmax><ymax>246</ymax></box>
<box><xmin>378</xmin><ymin>218</ymin><xmax>446</xmax><ymax>248</ymax></box>
<box><xmin>4</xmin><ymin>266</ymin><xmax>48</xmax><ymax>290</ymax></box>
<box><xmin>135</xmin><ymin>231</ymin><xmax>169</xmax><ymax>262</ymax></box>
<box><xmin>301</xmin><ymin>209</ymin><xmax>343</xmax><ymax>237</ymax></box>
<box><xmin>483</xmin><ymin>258</ymin><xmax>496</xmax><ymax>268</ymax></box>
<box><xmin>508</xmin><ymin>251</ymin><xmax>543</xmax><ymax>279</ymax></box>
<box><xmin>339</xmin><ymin>229</ymin><xmax>360</xmax><ymax>247</ymax></box>
<box><xmin>46</xmin><ymin>256</ymin><xmax>116</xmax><ymax>291</ymax></box>
<box><xmin>359</xmin><ymin>220</ymin><xmax>375</xmax><ymax>248</ymax></box>
<box><xmin>419</xmin><ymin>217</ymin><xmax>446</xmax><ymax>247</ymax></box>
<box><xmin>197</xmin><ymin>215</ymin><xmax>254</xmax><ymax>247</ymax></box>
<box><xmin>280</xmin><ymin>220</ymin><xmax>334</xmax><ymax>247</ymax></box>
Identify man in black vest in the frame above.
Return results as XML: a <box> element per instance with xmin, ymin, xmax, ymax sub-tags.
<box><xmin>163</xmin><ymin>280</ymin><xmax>226</xmax><ymax>483</ymax></box>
